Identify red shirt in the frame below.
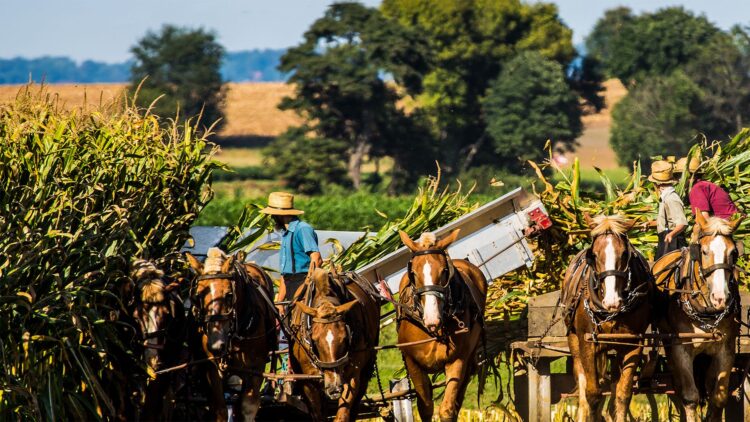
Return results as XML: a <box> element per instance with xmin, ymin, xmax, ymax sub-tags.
<box><xmin>688</xmin><ymin>180</ymin><xmax>739</xmax><ymax>219</ymax></box>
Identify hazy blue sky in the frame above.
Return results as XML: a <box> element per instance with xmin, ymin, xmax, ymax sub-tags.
<box><xmin>2</xmin><ymin>0</ymin><xmax>746</xmax><ymax>63</ymax></box>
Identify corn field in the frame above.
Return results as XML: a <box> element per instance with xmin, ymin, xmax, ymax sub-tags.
<box><xmin>0</xmin><ymin>86</ymin><xmax>220</xmax><ymax>419</ymax></box>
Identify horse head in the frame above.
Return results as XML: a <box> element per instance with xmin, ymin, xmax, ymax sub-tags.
<box><xmin>585</xmin><ymin>214</ymin><xmax>638</xmax><ymax>312</ymax></box>
<box><xmin>130</xmin><ymin>259</ymin><xmax>182</xmax><ymax>371</ymax></box>
<box><xmin>296</xmin><ymin>268</ymin><xmax>358</xmax><ymax>400</ymax></box>
<box><xmin>399</xmin><ymin>228</ymin><xmax>460</xmax><ymax>335</ymax></box>
<box><xmin>186</xmin><ymin>248</ymin><xmax>241</xmax><ymax>354</ymax></box>
<box><xmin>694</xmin><ymin>213</ymin><xmax>743</xmax><ymax>310</ymax></box>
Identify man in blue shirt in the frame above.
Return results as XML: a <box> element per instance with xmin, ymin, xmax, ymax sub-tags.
<box><xmin>260</xmin><ymin>192</ymin><xmax>322</xmax><ymax>315</ymax></box>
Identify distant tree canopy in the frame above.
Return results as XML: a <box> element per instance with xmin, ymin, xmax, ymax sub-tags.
<box><xmin>610</xmin><ymin>71</ymin><xmax>705</xmax><ymax>167</ymax></box>
<box><xmin>587</xmin><ymin>7</ymin><xmax>720</xmax><ymax>85</ymax></box>
<box><xmin>270</xmin><ymin>2</ymin><xmax>431</xmax><ymax>193</ymax></box>
<box><xmin>381</xmin><ymin>0</ymin><xmax>582</xmax><ymax>172</ymax></box>
<box><xmin>483</xmin><ymin>51</ymin><xmax>582</xmax><ymax>168</ymax></box>
<box><xmin>128</xmin><ymin>25</ymin><xmax>226</xmax><ymax>128</ymax></box>
<box><xmin>0</xmin><ymin>50</ymin><xmax>287</xmax><ymax>84</ymax></box>
<box><xmin>595</xmin><ymin>6</ymin><xmax>750</xmax><ymax>165</ymax></box>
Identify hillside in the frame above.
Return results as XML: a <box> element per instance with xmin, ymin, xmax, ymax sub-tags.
<box><xmin>0</xmin><ymin>81</ymin><xmax>625</xmax><ymax>169</ymax></box>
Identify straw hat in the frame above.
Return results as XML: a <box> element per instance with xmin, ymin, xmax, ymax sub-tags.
<box><xmin>674</xmin><ymin>156</ymin><xmax>701</xmax><ymax>174</ymax></box>
<box><xmin>259</xmin><ymin>192</ymin><xmax>304</xmax><ymax>216</ymax></box>
<box><xmin>647</xmin><ymin>160</ymin><xmax>677</xmax><ymax>184</ymax></box>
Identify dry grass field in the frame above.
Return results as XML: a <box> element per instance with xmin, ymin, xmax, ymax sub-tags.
<box><xmin>0</xmin><ymin>80</ymin><xmax>626</xmax><ymax>170</ymax></box>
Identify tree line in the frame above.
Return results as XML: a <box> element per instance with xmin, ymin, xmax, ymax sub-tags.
<box><xmin>586</xmin><ymin>6</ymin><xmax>750</xmax><ymax>166</ymax></box>
<box><xmin>0</xmin><ymin>50</ymin><xmax>286</xmax><ymax>84</ymax></box>
<box><xmin>55</xmin><ymin>1</ymin><xmax>742</xmax><ymax>195</ymax></box>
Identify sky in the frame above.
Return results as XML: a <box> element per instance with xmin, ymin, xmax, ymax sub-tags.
<box><xmin>2</xmin><ymin>0</ymin><xmax>747</xmax><ymax>63</ymax></box>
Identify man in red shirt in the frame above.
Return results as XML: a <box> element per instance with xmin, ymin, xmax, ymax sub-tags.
<box><xmin>675</xmin><ymin>156</ymin><xmax>740</xmax><ymax>220</ymax></box>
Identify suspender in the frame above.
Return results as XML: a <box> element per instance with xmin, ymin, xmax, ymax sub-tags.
<box><xmin>289</xmin><ymin>230</ymin><xmax>296</xmax><ymax>274</ymax></box>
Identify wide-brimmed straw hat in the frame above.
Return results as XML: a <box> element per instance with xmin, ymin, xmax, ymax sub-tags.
<box><xmin>259</xmin><ymin>192</ymin><xmax>304</xmax><ymax>216</ymax></box>
<box><xmin>648</xmin><ymin>160</ymin><xmax>677</xmax><ymax>184</ymax></box>
<box><xmin>674</xmin><ymin>156</ymin><xmax>701</xmax><ymax>174</ymax></box>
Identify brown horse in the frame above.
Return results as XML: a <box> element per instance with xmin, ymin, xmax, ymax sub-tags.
<box><xmin>129</xmin><ymin>259</ymin><xmax>188</xmax><ymax>421</ymax></box>
<box><xmin>186</xmin><ymin>248</ymin><xmax>277</xmax><ymax>422</ymax></box>
<box><xmin>652</xmin><ymin>213</ymin><xmax>743</xmax><ymax>421</ymax></box>
<box><xmin>561</xmin><ymin>215</ymin><xmax>652</xmax><ymax>422</ymax></box>
<box><xmin>289</xmin><ymin>268</ymin><xmax>380</xmax><ymax>421</ymax></box>
<box><xmin>397</xmin><ymin>229</ymin><xmax>487</xmax><ymax>422</ymax></box>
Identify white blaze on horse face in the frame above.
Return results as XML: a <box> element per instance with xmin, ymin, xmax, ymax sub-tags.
<box><xmin>709</xmin><ymin>236</ymin><xmax>728</xmax><ymax>308</ymax></box>
<box><xmin>601</xmin><ymin>237</ymin><xmax>621</xmax><ymax>310</ymax></box>
<box><xmin>421</xmin><ymin>261</ymin><xmax>441</xmax><ymax>328</ymax></box>
<box><xmin>325</xmin><ymin>329</ymin><xmax>334</xmax><ymax>356</ymax></box>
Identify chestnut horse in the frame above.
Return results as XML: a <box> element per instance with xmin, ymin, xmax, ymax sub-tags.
<box><xmin>397</xmin><ymin>229</ymin><xmax>487</xmax><ymax>422</ymax></box>
<box><xmin>185</xmin><ymin>248</ymin><xmax>277</xmax><ymax>422</ymax></box>
<box><xmin>561</xmin><ymin>215</ymin><xmax>652</xmax><ymax>422</ymax></box>
<box><xmin>289</xmin><ymin>268</ymin><xmax>380</xmax><ymax>421</ymax></box>
<box><xmin>652</xmin><ymin>213</ymin><xmax>743</xmax><ymax>421</ymax></box>
<box><xmin>128</xmin><ymin>259</ymin><xmax>187</xmax><ymax>421</ymax></box>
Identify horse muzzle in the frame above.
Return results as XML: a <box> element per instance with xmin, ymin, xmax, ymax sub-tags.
<box><xmin>325</xmin><ymin>383</ymin><xmax>343</xmax><ymax>400</ymax></box>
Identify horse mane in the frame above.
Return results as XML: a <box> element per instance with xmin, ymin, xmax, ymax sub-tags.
<box><xmin>140</xmin><ymin>279</ymin><xmax>166</xmax><ymax>303</ymax></box>
<box><xmin>204</xmin><ymin>247</ymin><xmax>226</xmax><ymax>274</ymax></box>
<box><xmin>417</xmin><ymin>232</ymin><xmax>436</xmax><ymax>248</ymax></box>
<box><xmin>702</xmin><ymin>216</ymin><xmax>734</xmax><ymax>236</ymax></box>
<box><xmin>590</xmin><ymin>214</ymin><xmax>628</xmax><ymax>236</ymax></box>
<box><xmin>131</xmin><ymin>259</ymin><xmax>164</xmax><ymax>280</ymax></box>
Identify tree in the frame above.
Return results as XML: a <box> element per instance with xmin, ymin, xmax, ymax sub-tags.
<box><xmin>276</xmin><ymin>2</ymin><xmax>431</xmax><ymax>190</ymax></box>
<box><xmin>610</xmin><ymin>71</ymin><xmax>705</xmax><ymax>166</ymax></box>
<box><xmin>603</xmin><ymin>7</ymin><xmax>719</xmax><ymax>85</ymax></box>
<box><xmin>381</xmin><ymin>0</ymin><xmax>577</xmax><ymax>172</ymax></box>
<box><xmin>584</xmin><ymin>7</ymin><xmax>634</xmax><ymax>76</ymax></box>
<box><xmin>685</xmin><ymin>27</ymin><xmax>750</xmax><ymax>134</ymax></box>
<box><xmin>264</xmin><ymin>126</ymin><xmax>350</xmax><ymax>194</ymax></box>
<box><xmin>483</xmin><ymin>51</ymin><xmax>582</xmax><ymax>168</ymax></box>
<box><xmin>128</xmin><ymin>25</ymin><xmax>225</xmax><ymax>128</ymax></box>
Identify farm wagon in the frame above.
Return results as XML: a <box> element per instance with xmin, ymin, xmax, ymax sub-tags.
<box><xmin>512</xmin><ymin>290</ymin><xmax>750</xmax><ymax>421</ymax></box>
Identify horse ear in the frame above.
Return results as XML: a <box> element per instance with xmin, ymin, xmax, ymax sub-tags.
<box><xmin>695</xmin><ymin>210</ymin><xmax>709</xmax><ymax>231</ymax></box>
<box><xmin>235</xmin><ymin>250</ymin><xmax>247</xmax><ymax>263</ymax></box>
<box><xmin>295</xmin><ymin>301</ymin><xmax>317</xmax><ymax>317</ymax></box>
<box><xmin>399</xmin><ymin>230</ymin><xmax>419</xmax><ymax>252</ymax></box>
<box><xmin>729</xmin><ymin>215</ymin><xmax>745</xmax><ymax>233</ymax></box>
<box><xmin>335</xmin><ymin>299</ymin><xmax>358</xmax><ymax>315</ymax></box>
<box><xmin>436</xmin><ymin>229</ymin><xmax>461</xmax><ymax>250</ymax></box>
<box><xmin>221</xmin><ymin>255</ymin><xmax>234</xmax><ymax>274</ymax></box>
<box><xmin>623</xmin><ymin>219</ymin><xmax>639</xmax><ymax>232</ymax></box>
<box><xmin>184</xmin><ymin>253</ymin><xmax>203</xmax><ymax>274</ymax></box>
<box><xmin>583</xmin><ymin>212</ymin><xmax>596</xmax><ymax>230</ymax></box>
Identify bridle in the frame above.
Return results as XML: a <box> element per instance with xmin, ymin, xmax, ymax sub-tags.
<box><xmin>406</xmin><ymin>248</ymin><xmax>455</xmax><ymax>316</ymax></box>
<box><xmin>133</xmin><ymin>279</ymin><xmax>180</xmax><ymax>351</ymax></box>
<box><xmin>191</xmin><ymin>267</ymin><xmax>242</xmax><ymax>343</ymax></box>
<box><xmin>305</xmin><ymin>298</ymin><xmax>352</xmax><ymax>370</ymax></box>
<box><xmin>583</xmin><ymin>231</ymin><xmax>650</xmax><ymax>327</ymax></box>
<box><xmin>678</xmin><ymin>232</ymin><xmax>740</xmax><ymax>330</ymax></box>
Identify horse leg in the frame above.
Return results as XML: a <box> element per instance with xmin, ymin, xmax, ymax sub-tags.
<box><xmin>668</xmin><ymin>344</ymin><xmax>699</xmax><ymax>422</ymax></box>
<box><xmin>439</xmin><ymin>357</ymin><xmax>471</xmax><ymax>421</ymax></box>
<box><xmin>570</xmin><ymin>333</ymin><xmax>597</xmax><ymax>422</ymax></box>
<box><xmin>238</xmin><ymin>374</ymin><xmax>263</xmax><ymax>422</ymax></box>
<box><xmin>206</xmin><ymin>366</ymin><xmax>228</xmax><ymax>422</ymax></box>
<box><xmin>334</xmin><ymin>372</ymin><xmax>359</xmax><ymax>422</ymax></box>
<box><xmin>404</xmin><ymin>355</ymin><xmax>433</xmax><ymax>421</ymax></box>
<box><xmin>301</xmin><ymin>381</ymin><xmax>324</xmax><ymax>421</ymax></box>
<box><xmin>613</xmin><ymin>347</ymin><xmax>641</xmax><ymax>422</ymax></box>
<box><xmin>705</xmin><ymin>347</ymin><xmax>735</xmax><ymax>422</ymax></box>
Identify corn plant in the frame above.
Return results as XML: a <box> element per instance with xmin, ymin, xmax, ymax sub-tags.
<box><xmin>0</xmin><ymin>86</ymin><xmax>220</xmax><ymax>419</ymax></box>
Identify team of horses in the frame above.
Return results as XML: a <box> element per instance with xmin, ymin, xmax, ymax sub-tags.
<box><xmin>118</xmin><ymin>229</ymin><xmax>487</xmax><ymax>422</ymax></box>
<box><xmin>562</xmin><ymin>212</ymin><xmax>744</xmax><ymax>422</ymax></box>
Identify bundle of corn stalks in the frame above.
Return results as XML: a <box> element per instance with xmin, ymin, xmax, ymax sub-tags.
<box><xmin>328</xmin><ymin>173</ymin><xmax>477</xmax><ymax>271</ymax></box>
<box><xmin>0</xmin><ymin>86</ymin><xmax>219</xmax><ymax>419</ymax></box>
